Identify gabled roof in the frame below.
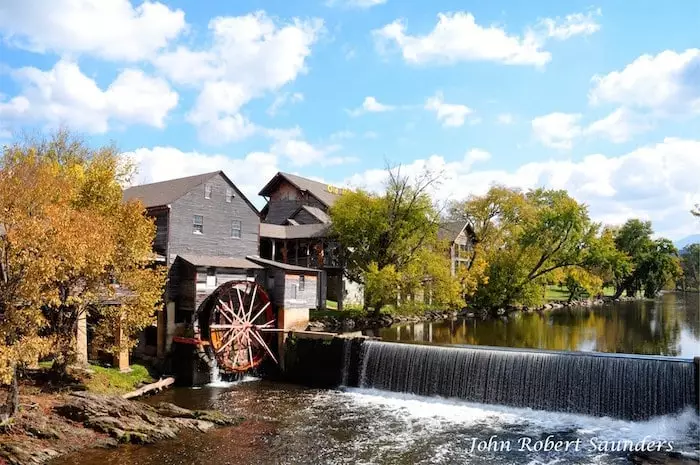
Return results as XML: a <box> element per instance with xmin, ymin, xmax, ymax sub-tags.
<box><xmin>177</xmin><ymin>254</ymin><xmax>263</xmax><ymax>269</ymax></box>
<box><xmin>122</xmin><ymin>170</ymin><xmax>260</xmax><ymax>214</ymax></box>
<box><xmin>292</xmin><ymin>205</ymin><xmax>331</xmax><ymax>224</ymax></box>
<box><xmin>438</xmin><ymin>221</ymin><xmax>474</xmax><ymax>243</ymax></box>
<box><xmin>246</xmin><ymin>255</ymin><xmax>320</xmax><ymax>273</ymax></box>
<box><xmin>258</xmin><ymin>172</ymin><xmax>343</xmax><ymax>208</ymax></box>
<box><xmin>259</xmin><ymin>223</ymin><xmax>329</xmax><ymax>240</ymax></box>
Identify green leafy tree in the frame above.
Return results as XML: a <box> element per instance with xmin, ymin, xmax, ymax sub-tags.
<box><xmin>452</xmin><ymin>186</ymin><xmax>600</xmax><ymax>310</ymax></box>
<box><xmin>330</xmin><ymin>167</ymin><xmax>449</xmax><ymax>314</ymax></box>
<box><xmin>679</xmin><ymin>244</ymin><xmax>700</xmax><ymax>291</ymax></box>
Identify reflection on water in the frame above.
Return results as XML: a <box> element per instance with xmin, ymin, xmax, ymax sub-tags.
<box><xmin>368</xmin><ymin>292</ymin><xmax>700</xmax><ymax>357</ymax></box>
<box><xmin>50</xmin><ymin>381</ymin><xmax>700</xmax><ymax>465</ymax></box>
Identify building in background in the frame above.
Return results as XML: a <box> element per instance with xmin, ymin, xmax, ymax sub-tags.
<box><xmin>257</xmin><ymin>172</ymin><xmax>363</xmax><ymax>311</ymax></box>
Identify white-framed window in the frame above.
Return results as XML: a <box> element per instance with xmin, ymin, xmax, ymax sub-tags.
<box><xmin>204</xmin><ymin>183</ymin><xmax>212</xmax><ymax>199</ymax></box>
<box><xmin>226</xmin><ymin>188</ymin><xmax>234</xmax><ymax>203</ymax></box>
<box><xmin>231</xmin><ymin>219</ymin><xmax>242</xmax><ymax>238</ymax></box>
<box><xmin>193</xmin><ymin>215</ymin><xmax>203</xmax><ymax>234</ymax></box>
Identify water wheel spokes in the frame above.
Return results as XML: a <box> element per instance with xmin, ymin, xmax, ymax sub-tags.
<box><xmin>207</xmin><ymin>281</ymin><xmax>276</xmax><ymax>372</ymax></box>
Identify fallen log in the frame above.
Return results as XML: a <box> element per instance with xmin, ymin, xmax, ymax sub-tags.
<box><xmin>122</xmin><ymin>377</ymin><xmax>175</xmax><ymax>400</ymax></box>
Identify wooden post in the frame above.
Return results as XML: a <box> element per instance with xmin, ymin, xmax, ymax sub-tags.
<box><xmin>157</xmin><ymin>305</ymin><xmax>166</xmax><ymax>359</ymax></box>
<box><xmin>114</xmin><ymin>314</ymin><xmax>130</xmax><ymax>373</ymax></box>
<box><xmin>76</xmin><ymin>310</ymin><xmax>88</xmax><ymax>365</ymax></box>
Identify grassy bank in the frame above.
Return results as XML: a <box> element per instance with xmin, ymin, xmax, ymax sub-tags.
<box><xmin>38</xmin><ymin>361</ymin><xmax>154</xmax><ymax>395</ymax></box>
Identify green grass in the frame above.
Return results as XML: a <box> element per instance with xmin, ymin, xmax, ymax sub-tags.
<box><xmin>325</xmin><ymin>300</ymin><xmax>338</xmax><ymax>310</ymax></box>
<box><xmin>545</xmin><ymin>285</ymin><xmax>616</xmax><ymax>302</ymax></box>
<box><xmin>84</xmin><ymin>364</ymin><xmax>153</xmax><ymax>395</ymax></box>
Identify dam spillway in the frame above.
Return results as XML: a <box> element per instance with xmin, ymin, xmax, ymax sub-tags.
<box><xmin>356</xmin><ymin>340</ymin><xmax>697</xmax><ymax>420</ymax></box>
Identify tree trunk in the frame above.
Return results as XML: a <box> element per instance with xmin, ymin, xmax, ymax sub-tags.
<box><xmin>0</xmin><ymin>365</ymin><xmax>19</xmax><ymax>424</ymax></box>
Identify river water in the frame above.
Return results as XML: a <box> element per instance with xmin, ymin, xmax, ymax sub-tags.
<box><xmin>52</xmin><ymin>293</ymin><xmax>700</xmax><ymax>465</ymax></box>
<box><xmin>369</xmin><ymin>292</ymin><xmax>700</xmax><ymax>358</ymax></box>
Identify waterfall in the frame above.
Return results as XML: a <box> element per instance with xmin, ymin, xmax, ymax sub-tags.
<box><xmin>340</xmin><ymin>338</ymin><xmax>353</xmax><ymax>386</ymax></box>
<box><xmin>358</xmin><ymin>341</ymin><xmax>697</xmax><ymax>420</ymax></box>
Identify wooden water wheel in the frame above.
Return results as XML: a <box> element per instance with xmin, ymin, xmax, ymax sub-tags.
<box><xmin>199</xmin><ymin>280</ymin><xmax>277</xmax><ymax>373</ymax></box>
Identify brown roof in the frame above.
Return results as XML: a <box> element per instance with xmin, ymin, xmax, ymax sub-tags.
<box><xmin>123</xmin><ymin>171</ymin><xmax>219</xmax><ymax>208</ymax></box>
<box><xmin>177</xmin><ymin>254</ymin><xmax>263</xmax><ymax>269</ymax></box>
<box><xmin>259</xmin><ymin>223</ymin><xmax>329</xmax><ymax>240</ymax></box>
<box><xmin>122</xmin><ymin>171</ymin><xmax>260</xmax><ymax>214</ymax></box>
<box><xmin>294</xmin><ymin>205</ymin><xmax>331</xmax><ymax>224</ymax></box>
<box><xmin>438</xmin><ymin>221</ymin><xmax>471</xmax><ymax>243</ymax></box>
<box><xmin>246</xmin><ymin>255</ymin><xmax>320</xmax><ymax>273</ymax></box>
<box><xmin>258</xmin><ymin>172</ymin><xmax>344</xmax><ymax>208</ymax></box>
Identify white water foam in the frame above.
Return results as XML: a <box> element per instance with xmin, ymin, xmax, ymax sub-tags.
<box><xmin>206</xmin><ymin>359</ymin><xmax>259</xmax><ymax>388</ymax></box>
<box><xmin>312</xmin><ymin>388</ymin><xmax>700</xmax><ymax>464</ymax></box>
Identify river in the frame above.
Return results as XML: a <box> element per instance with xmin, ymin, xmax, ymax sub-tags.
<box><xmin>369</xmin><ymin>292</ymin><xmax>700</xmax><ymax>358</ymax></box>
<box><xmin>51</xmin><ymin>293</ymin><xmax>700</xmax><ymax>465</ymax></box>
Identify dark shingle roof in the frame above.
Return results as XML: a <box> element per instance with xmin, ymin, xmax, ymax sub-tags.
<box><xmin>259</xmin><ymin>223</ymin><xmax>329</xmax><ymax>239</ymax></box>
<box><xmin>177</xmin><ymin>254</ymin><xmax>263</xmax><ymax>269</ymax></box>
<box><xmin>123</xmin><ymin>171</ymin><xmax>220</xmax><ymax>208</ymax></box>
<box><xmin>122</xmin><ymin>171</ymin><xmax>260</xmax><ymax>214</ymax></box>
<box><xmin>258</xmin><ymin>172</ymin><xmax>344</xmax><ymax>208</ymax></box>
<box><xmin>438</xmin><ymin>221</ymin><xmax>470</xmax><ymax>243</ymax></box>
<box><xmin>246</xmin><ymin>255</ymin><xmax>320</xmax><ymax>273</ymax></box>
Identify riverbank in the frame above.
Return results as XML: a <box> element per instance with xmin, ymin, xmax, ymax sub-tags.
<box><xmin>0</xmin><ymin>369</ymin><xmax>240</xmax><ymax>464</ymax></box>
<box><xmin>307</xmin><ymin>296</ymin><xmax>644</xmax><ymax>333</ymax></box>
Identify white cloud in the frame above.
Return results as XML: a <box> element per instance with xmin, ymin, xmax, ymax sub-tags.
<box><xmin>124</xmin><ymin>147</ymin><xmax>279</xmax><ymax>208</ymax></box>
<box><xmin>350</xmin><ymin>96</ymin><xmax>395</xmax><ymax>116</ymax></box>
<box><xmin>424</xmin><ymin>92</ymin><xmax>473</xmax><ymax>127</ymax></box>
<box><xmin>267</xmin><ymin>92</ymin><xmax>304</xmax><ymax>116</ymax></box>
<box><xmin>497</xmin><ymin>113</ymin><xmax>514</xmax><ymax>125</ymax></box>
<box><xmin>330</xmin><ymin>130</ymin><xmax>355</xmax><ymax>141</ymax></box>
<box><xmin>0</xmin><ymin>60</ymin><xmax>178</xmax><ymax>133</ymax></box>
<box><xmin>345</xmin><ymin>138</ymin><xmax>700</xmax><ymax>239</ymax></box>
<box><xmin>268</xmin><ymin>130</ymin><xmax>352</xmax><ymax>167</ymax></box>
<box><xmin>326</xmin><ymin>0</ymin><xmax>387</xmax><ymax>8</ymax></box>
<box><xmin>155</xmin><ymin>11</ymin><xmax>323</xmax><ymax>144</ymax></box>
<box><xmin>586</xmin><ymin>108</ymin><xmax>652</xmax><ymax>143</ymax></box>
<box><xmin>589</xmin><ymin>49</ymin><xmax>700</xmax><ymax>114</ymax></box>
<box><xmin>537</xmin><ymin>9</ymin><xmax>601</xmax><ymax>40</ymax></box>
<box><xmin>0</xmin><ymin>0</ymin><xmax>185</xmax><ymax>61</ymax></box>
<box><xmin>373</xmin><ymin>12</ymin><xmax>551</xmax><ymax>66</ymax></box>
<box><xmin>531</xmin><ymin>112</ymin><xmax>582</xmax><ymax>149</ymax></box>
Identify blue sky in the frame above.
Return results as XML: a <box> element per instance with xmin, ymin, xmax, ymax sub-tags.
<box><xmin>0</xmin><ymin>0</ymin><xmax>698</xmax><ymax>239</ymax></box>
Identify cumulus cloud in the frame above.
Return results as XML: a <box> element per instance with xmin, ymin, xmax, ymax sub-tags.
<box><xmin>424</xmin><ymin>92</ymin><xmax>474</xmax><ymax>127</ymax></box>
<box><xmin>589</xmin><ymin>48</ymin><xmax>700</xmax><ymax>115</ymax></box>
<box><xmin>531</xmin><ymin>112</ymin><xmax>582</xmax><ymax>149</ymax></box>
<box><xmin>0</xmin><ymin>0</ymin><xmax>185</xmax><ymax>61</ymax></box>
<box><xmin>373</xmin><ymin>12</ymin><xmax>551</xmax><ymax>66</ymax></box>
<box><xmin>155</xmin><ymin>11</ymin><xmax>323</xmax><ymax>145</ymax></box>
<box><xmin>344</xmin><ymin>138</ymin><xmax>700</xmax><ymax>239</ymax></box>
<box><xmin>0</xmin><ymin>60</ymin><xmax>178</xmax><ymax>133</ymax></box>
<box><xmin>349</xmin><ymin>96</ymin><xmax>396</xmax><ymax>116</ymax></box>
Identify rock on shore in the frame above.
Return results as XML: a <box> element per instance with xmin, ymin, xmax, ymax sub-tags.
<box><xmin>0</xmin><ymin>391</ymin><xmax>241</xmax><ymax>465</ymax></box>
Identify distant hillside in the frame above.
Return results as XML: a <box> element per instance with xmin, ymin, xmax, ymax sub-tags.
<box><xmin>675</xmin><ymin>234</ymin><xmax>700</xmax><ymax>249</ymax></box>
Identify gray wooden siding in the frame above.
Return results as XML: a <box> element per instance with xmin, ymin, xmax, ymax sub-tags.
<box><xmin>168</xmin><ymin>173</ymin><xmax>260</xmax><ymax>260</ymax></box>
<box><xmin>283</xmin><ymin>273</ymin><xmax>318</xmax><ymax>309</ymax></box>
<box><xmin>149</xmin><ymin>209</ymin><xmax>169</xmax><ymax>256</ymax></box>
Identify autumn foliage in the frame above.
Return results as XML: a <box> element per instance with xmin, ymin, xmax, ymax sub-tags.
<box><xmin>0</xmin><ymin>132</ymin><xmax>165</xmax><ymax>389</ymax></box>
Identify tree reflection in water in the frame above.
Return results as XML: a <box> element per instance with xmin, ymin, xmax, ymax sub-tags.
<box><xmin>374</xmin><ymin>292</ymin><xmax>700</xmax><ymax>357</ymax></box>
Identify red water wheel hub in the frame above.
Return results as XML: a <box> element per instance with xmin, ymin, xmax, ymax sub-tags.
<box><xmin>205</xmin><ymin>281</ymin><xmax>277</xmax><ymax>372</ymax></box>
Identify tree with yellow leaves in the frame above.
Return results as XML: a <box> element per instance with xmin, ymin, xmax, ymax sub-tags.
<box><xmin>0</xmin><ymin>131</ymin><xmax>164</xmax><ymax>419</ymax></box>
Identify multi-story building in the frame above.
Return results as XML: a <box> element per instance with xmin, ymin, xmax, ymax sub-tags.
<box><xmin>257</xmin><ymin>172</ymin><xmax>362</xmax><ymax>310</ymax></box>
